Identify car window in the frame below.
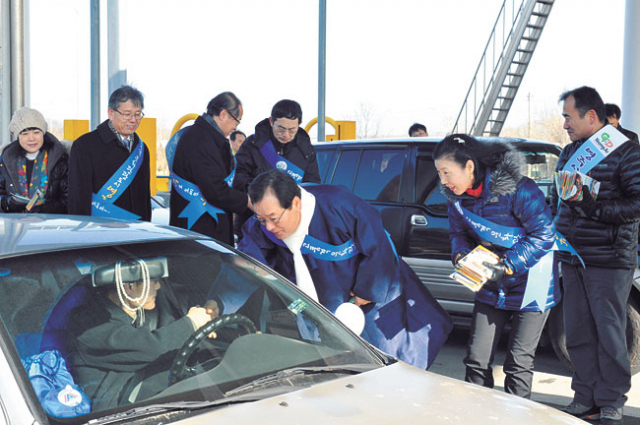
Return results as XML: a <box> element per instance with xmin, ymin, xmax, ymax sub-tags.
<box><xmin>416</xmin><ymin>156</ymin><xmax>448</xmax><ymax>216</ymax></box>
<box><xmin>519</xmin><ymin>150</ymin><xmax>559</xmax><ymax>198</ymax></box>
<box><xmin>353</xmin><ymin>150</ymin><xmax>405</xmax><ymax>202</ymax></box>
<box><xmin>315</xmin><ymin>148</ymin><xmax>335</xmax><ymax>183</ymax></box>
<box><xmin>330</xmin><ymin>150</ymin><xmax>360</xmax><ymax>190</ymax></box>
<box><xmin>0</xmin><ymin>240</ymin><xmax>382</xmax><ymax>421</ymax></box>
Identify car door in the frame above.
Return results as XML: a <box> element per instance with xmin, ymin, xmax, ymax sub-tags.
<box><xmin>321</xmin><ymin>145</ymin><xmax>408</xmax><ymax>254</ymax></box>
<box><xmin>402</xmin><ymin>150</ymin><xmax>476</xmax><ymax>315</ymax></box>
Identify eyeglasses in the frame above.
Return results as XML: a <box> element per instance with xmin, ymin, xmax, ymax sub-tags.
<box><xmin>227</xmin><ymin>110</ymin><xmax>241</xmax><ymax>124</ymax></box>
<box><xmin>273</xmin><ymin>124</ymin><xmax>298</xmax><ymax>136</ymax></box>
<box><xmin>114</xmin><ymin>109</ymin><xmax>145</xmax><ymax>121</ymax></box>
<box><xmin>255</xmin><ymin>208</ymin><xmax>287</xmax><ymax>225</ymax></box>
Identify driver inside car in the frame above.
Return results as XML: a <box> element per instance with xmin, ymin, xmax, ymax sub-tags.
<box><xmin>67</xmin><ymin>258</ymin><xmax>218</xmax><ymax>411</ymax></box>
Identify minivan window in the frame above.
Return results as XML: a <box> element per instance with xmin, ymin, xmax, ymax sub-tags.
<box><xmin>316</xmin><ymin>149</ymin><xmax>335</xmax><ymax>182</ymax></box>
<box><xmin>331</xmin><ymin>150</ymin><xmax>360</xmax><ymax>190</ymax></box>
<box><xmin>353</xmin><ymin>150</ymin><xmax>406</xmax><ymax>202</ymax></box>
<box><xmin>417</xmin><ymin>156</ymin><xmax>448</xmax><ymax>216</ymax></box>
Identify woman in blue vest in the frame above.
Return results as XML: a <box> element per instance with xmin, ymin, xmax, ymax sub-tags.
<box><xmin>433</xmin><ymin>133</ymin><xmax>559</xmax><ymax>399</ymax></box>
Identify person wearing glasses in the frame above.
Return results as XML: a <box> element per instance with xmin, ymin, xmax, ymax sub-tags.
<box><xmin>232</xmin><ymin>99</ymin><xmax>320</xmax><ymax>240</ymax></box>
<box><xmin>68</xmin><ymin>85</ymin><xmax>151</xmax><ymax>220</ymax></box>
<box><xmin>169</xmin><ymin>92</ymin><xmax>251</xmax><ymax>245</ymax></box>
<box><xmin>238</xmin><ymin>169</ymin><xmax>452</xmax><ymax>370</ymax></box>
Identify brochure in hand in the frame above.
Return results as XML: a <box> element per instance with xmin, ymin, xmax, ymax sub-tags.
<box><xmin>449</xmin><ymin>245</ymin><xmax>501</xmax><ymax>292</ymax></box>
<box><xmin>12</xmin><ymin>189</ymin><xmax>44</xmax><ymax>211</ymax></box>
<box><xmin>555</xmin><ymin>170</ymin><xmax>600</xmax><ymax>202</ymax></box>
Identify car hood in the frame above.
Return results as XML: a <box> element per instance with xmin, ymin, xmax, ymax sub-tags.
<box><xmin>183</xmin><ymin>362</ymin><xmax>586</xmax><ymax>424</ymax></box>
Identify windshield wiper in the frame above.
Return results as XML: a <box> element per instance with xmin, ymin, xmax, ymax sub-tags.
<box><xmin>86</xmin><ymin>399</ymin><xmax>254</xmax><ymax>425</ymax></box>
<box><xmin>224</xmin><ymin>364</ymin><xmax>376</xmax><ymax>397</ymax></box>
<box><xmin>87</xmin><ymin>365</ymin><xmax>377</xmax><ymax>424</ymax></box>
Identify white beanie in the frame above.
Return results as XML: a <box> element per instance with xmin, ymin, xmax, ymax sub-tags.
<box><xmin>8</xmin><ymin>107</ymin><xmax>48</xmax><ymax>139</ymax></box>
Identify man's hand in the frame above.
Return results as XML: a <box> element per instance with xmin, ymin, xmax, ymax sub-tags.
<box><xmin>187</xmin><ymin>306</ymin><xmax>217</xmax><ymax>338</ymax></box>
<box><xmin>204</xmin><ymin>299</ymin><xmax>220</xmax><ymax>319</ymax></box>
<box><xmin>564</xmin><ymin>185</ymin><xmax>598</xmax><ymax>218</ymax></box>
<box><xmin>350</xmin><ymin>292</ymin><xmax>372</xmax><ymax>306</ymax></box>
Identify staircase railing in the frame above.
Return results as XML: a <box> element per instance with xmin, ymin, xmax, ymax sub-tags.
<box><xmin>452</xmin><ymin>0</ymin><xmax>554</xmax><ymax>137</ymax></box>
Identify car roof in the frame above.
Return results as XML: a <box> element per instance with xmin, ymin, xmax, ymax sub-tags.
<box><xmin>0</xmin><ymin>214</ymin><xmax>204</xmax><ymax>259</ymax></box>
<box><xmin>313</xmin><ymin>136</ymin><xmax>560</xmax><ymax>149</ymax></box>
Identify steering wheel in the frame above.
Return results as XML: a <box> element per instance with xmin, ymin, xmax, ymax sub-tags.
<box><xmin>169</xmin><ymin>313</ymin><xmax>257</xmax><ymax>385</ymax></box>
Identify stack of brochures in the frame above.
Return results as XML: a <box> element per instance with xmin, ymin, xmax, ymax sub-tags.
<box><xmin>449</xmin><ymin>245</ymin><xmax>501</xmax><ymax>292</ymax></box>
<box><xmin>12</xmin><ymin>189</ymin><xmax>44</xmax><ymax>212</ymax></box>
<box><xmin>555</xmin><ymin>170</ymin><xmax>600</xmax><ymax>202</ymax></box>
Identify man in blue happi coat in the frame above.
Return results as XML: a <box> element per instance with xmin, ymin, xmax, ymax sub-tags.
<box><xmin>238</xmin><ymin>169</ymin><xmax>452</xmax><ymax>369</ymax></box>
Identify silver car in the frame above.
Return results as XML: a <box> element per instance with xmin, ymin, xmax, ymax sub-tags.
<box><xmin>0</xmin><ymin>214</ymin><xmax>587</xmax><ymax>424</ymax></box>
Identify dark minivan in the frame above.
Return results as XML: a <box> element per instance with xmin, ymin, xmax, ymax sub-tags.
<box><xmin>314</xmin><ymin>137</ymin><xmax>640</xmax><ymax>374</ymax></box>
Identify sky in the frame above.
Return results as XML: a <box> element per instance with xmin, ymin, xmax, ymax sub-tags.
<box><xmin>27</xmin><ymin>0</ymin><xmax>629</xmax><ymax>142</ymax></box>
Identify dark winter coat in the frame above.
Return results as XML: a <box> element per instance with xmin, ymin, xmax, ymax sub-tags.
<box><xmin>550</xmin><ymin>131</ymin><xmax>640</xmax><ymax>269</ymax></box>
<box><xmin>170</xmin><ymin>115</ymin><xmax>248</xmax><ymax>244</ymax></box>
<box><xmin>618</xmin><ymin>124</ymin><xmax>639</xmax><ymax>144</ymax></box>
<box><xmin>67</xmin><ymin>120</ymin><xmax>151</xmax><ymax>221</ymax></box>
<box><xmin>445</xmin><ymin>146</ymin><xmax>559</xmax><ymax>311</ymax></box>
<box><xmin>0</xmin><ymin>132</ymin><xmax>69</xmax><ymax>214</ymax></box>
<box><xmin>233</xmin><ymin>118</ymin><xmax>320</xmax><ymax>192</ymax></box>
<box><xmin>69</xmin><ymin>290</ymin><xmax>194</xmax><ymax>410</ymax></box>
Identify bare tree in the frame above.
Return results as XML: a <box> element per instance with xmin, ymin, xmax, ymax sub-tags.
<box><xmin>502</xmin><ymin>110</ymin><xmax>570</xmax><ymax>147</ymax></box>
<box><xmin>355</xmin><ymin>103</ymin><xmax>382</xmax><ymax>139</ymax></box>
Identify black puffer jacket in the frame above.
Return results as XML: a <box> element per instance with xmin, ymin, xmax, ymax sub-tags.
<box><xmin>232</xmin><ymin>118</ymin><xmax>320</xmax><ymax>192</ymax></box>
<box><xmin>550</xmin><ymin>133</ymin><xmax>640</xmax><ymax>269</ymax></box>
<box><xmin>0</xmin><ymin>133</ymin><xmax>69</xmax><ymax>213</ymax></box>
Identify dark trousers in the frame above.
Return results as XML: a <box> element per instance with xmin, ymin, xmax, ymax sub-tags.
<box><xmin>561</xmin><ymin>263</ymin><xmax>632</xmax><ymax>409</ymax></box>
<box><xmin>464</xmin><ymin>301</ymin><xmax>549</xmax><ymax>399</ymax></box>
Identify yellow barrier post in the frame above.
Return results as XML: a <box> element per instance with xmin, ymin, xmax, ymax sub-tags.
<box><xmin>137</xmin><ymin>117</ymin><xmax>158</xmax><ymax>195</ymax></box>
<box><xmin>304</xmin><ymin>117</ymin><xmax>356</xmax><ymax>141</ymax></box>
<box><xmin>63</xmin><ymin>120</ymin><xmax>90</xmax><ymax>141</ymax></box>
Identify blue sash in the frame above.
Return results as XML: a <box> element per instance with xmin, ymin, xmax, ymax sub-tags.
<box><xmin>454</xmin><ymin>201</ymin><xmax>580</xmax><ymax>311</ymax></box>
<box><xmin>91</xmin><ymin>140</ymin><xmax>144</xmax><ymax>220</ymax></box>
<box><xmin>562</xmin><ymin>124</ymin><xmax>628</xmax><ymax>174</ymax></box>
<box><xmin>261</xmin><ymin>224</ymin><xmax>360</xmax><ymax>261</ymax></box>
<box><xmin>171</xmin><ymin>168</ymin><xmax>235</xmax><ymax>229</ymax></box>
<box><xmin>165</xmin><ymin>127</ymin><xmax>188</xmax><ymax>171</ymax></box>
<box><xmin>260</xmin><ymin>140</ymin><xmax>305</xmax><ymax>183</ymax></box>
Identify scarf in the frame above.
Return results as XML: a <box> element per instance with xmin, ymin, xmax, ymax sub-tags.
<box><xmin>283</xmin><ymin>187</ymin><xmax>318</xmax><ymax>301</ymax></box>
<box><xmin>17</xmin><ymin>150</ymin><xmax>48</xmax><ymax>205</ymax></box>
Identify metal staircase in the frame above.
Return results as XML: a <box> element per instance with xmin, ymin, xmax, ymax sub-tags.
<box><xmin>452</xmin><ymin>0</ymin><xmax>554</xmax><ymax>137</ymax></box>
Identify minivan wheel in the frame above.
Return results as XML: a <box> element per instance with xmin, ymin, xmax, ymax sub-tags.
<box><xmin>547</xmin><ymin>294</ymin><xmax>640</xmax><ymax>376</ymax></box>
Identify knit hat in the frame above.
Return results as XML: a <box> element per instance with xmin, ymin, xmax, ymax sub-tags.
<box><xmin>8</xmin><ymin>107</ymin><xmax>48</xmax><ymax>139</ymax></box>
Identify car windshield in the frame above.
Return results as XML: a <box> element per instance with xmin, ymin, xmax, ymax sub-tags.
<box><xmin>0</xmin><ymin>239</ymin><xmax>384</xmax><ymax>422</ymax></box>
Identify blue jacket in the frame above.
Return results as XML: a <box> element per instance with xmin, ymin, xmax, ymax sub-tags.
<box><xmin>445</xmin><ymin>146</ymin><xmax>560</xmax><ymax>312</ymax></box>
<box><xmin>239</xmin><ymin>184</ymin><xmax>453</xmax><ymax>369</ymax></box>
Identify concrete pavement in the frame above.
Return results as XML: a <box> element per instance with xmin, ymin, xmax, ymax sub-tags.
<box><xmin>429</xmin><ymin>327</ymin><xmax>640</xmax><ymax>423</ymax></box>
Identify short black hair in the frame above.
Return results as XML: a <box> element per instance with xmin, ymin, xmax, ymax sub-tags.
<box><xmin>409</xmin><ymin>123</ymin><xmax>427</xmax><ymax>136</ymax></box>
<box><xmin>559</xmin><ymin>86</ymin><xmax>606</xmax><ymax>123</ymax></box>
<box><xmin>270</xmin><ymin>99</ymin><xmax>302</xmax><ymax>123</ymax></box>
<box><xmin>230</xmin><ymin>130</ymin><xmax>246</xmax><ymax>141</ymax></box>
<box><xmin>248</xmin><ymin>169</ymin><xmax>301</xmax><ymax>209</ymax></box>
<box><xmin>206</xmin><ymin>92</ymin><xmax>242</xmax><ymax>118</ymax></box>
<box><xmin>108</xmin><ymin>85</ymin><xmax>144</xmax><ymax>110</ymax></box>
<box><xmin>605</xmin><ymin>103</ymin><xmax>621</xmax><ymax>120</ymax></box>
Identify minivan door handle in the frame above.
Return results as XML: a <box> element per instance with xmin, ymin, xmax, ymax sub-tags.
<box><xmin>410</xmin><ymin>214</ymin><xmax>428</xmax><ymax>227</ymax></box>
